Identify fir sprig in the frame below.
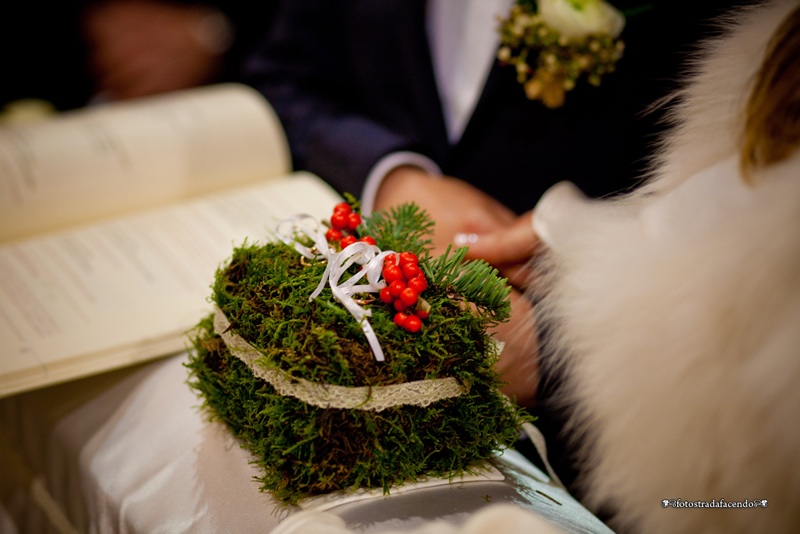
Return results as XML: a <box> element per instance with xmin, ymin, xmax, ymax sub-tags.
<box><xmin>359</xmin><ymin>203</ymin><xmax>434</xmax><ymax>259</ymax></box>
<box><xmin>425</xmin><ymin>246</ymin><xmax>512</xmax><ymax>326</ymax></box>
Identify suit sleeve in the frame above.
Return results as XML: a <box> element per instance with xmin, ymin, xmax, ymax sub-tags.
<box><xmin>242</xmin><ymin>0</ymin><xmax>421</xmax><ymax>196</ymax></box>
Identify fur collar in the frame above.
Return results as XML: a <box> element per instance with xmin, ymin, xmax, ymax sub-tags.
<box><xmin>532</xmin><ymin>2</ymin><xmax>800</xmax><ymax>532</ymax></box>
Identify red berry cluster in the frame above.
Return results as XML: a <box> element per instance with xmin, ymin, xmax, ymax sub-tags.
<box><xmin>323</xmin><ymin>201</ymin><xmax>431</xmax><ymax>334</ymax></box>
<box><xmin>380</xmin><ymin>252</ymin><xmax>430</xmax><ymax>333</ymax></box>
<box><xmin>324</xmin><ymin>202</ymin><xmax>376</xmax><ymax>249</ymax></box>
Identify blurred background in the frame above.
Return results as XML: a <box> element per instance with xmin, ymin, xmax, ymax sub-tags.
<box><xmin>0</xmin><ymin>1</ymin><xmax>276</xmax><ymax>120</ymax></box>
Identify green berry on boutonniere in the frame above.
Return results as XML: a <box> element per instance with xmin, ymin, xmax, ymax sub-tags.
<box><xmin>497</xmin><ymin>0</ymin><xmax>628</xmax><ymax>108</ymax></box>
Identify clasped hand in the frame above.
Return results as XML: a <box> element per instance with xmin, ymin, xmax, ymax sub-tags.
<box><xmin>375</xmin><ymin>167</ymin><xmax>541</xmax><ymax>407</ymax></box>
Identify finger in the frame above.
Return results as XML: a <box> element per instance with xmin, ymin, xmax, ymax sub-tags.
<box><xmin>457</xmin><ymin>211</ymin><xmax>539</xmax><ymax>265</ymax></box>
<box><xmin>499</xmin><ymin>263</ymin><xmax>534</xmax><ymax>292</ymax></box>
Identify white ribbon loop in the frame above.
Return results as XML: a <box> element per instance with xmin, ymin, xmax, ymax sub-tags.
<box><xmin>276</xmin><ymin>214</ymin><xmax>329</xmax><ymax>260</ymax></box>
<box><xmin>277</xmin><ymin>216</ymin><xmax>396</xmax><ymax>361</ymax></box>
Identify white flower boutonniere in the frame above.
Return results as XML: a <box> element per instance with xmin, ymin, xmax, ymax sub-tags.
<box><xmin>497</xmin><ymin>0</ymin><xmax>627</xmax><ymax>108</ymax></box>
<box><xmin>538</xmin><ymin>0</ymin><xmax>625</xmax><ymax>40</ymax></box>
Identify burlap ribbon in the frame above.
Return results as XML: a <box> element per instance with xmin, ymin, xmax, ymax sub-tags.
<box><xmin>213</xmin><ymin>307</ymin><xmax>467</xmax><ymax>412</ymax></box>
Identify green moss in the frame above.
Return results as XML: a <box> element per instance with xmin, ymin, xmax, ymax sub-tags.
<box><xmin>185</xmin><ymin>203</ymin><xmax>531</xmax><ymax>505</ymax></box>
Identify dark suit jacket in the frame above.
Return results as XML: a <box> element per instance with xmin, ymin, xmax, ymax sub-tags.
<box><xmin>244</xmin><ymin>0</ymin><xmax>734</xmax><ymax>214</ymax></box>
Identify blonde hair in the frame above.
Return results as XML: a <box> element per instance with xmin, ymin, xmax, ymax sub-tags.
<box><xmin>741</xmin><ymin>4</ymin><xmax>800</xmax><ymax>180</ymax></box>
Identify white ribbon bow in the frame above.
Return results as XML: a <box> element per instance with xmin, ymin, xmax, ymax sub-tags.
<box><xmin>276</xmin><ymin>214</ymin><xmax>397</xmax><ymax>361</ymax></box>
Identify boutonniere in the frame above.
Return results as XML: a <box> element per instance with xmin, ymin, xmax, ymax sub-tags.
<box><xmin>497</xmin><ymin>0</ymin><xmax>628</xmax><ymax>108</ymax></box>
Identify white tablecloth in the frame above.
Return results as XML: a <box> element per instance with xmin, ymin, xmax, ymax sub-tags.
<box><xmin>0</xmin><ymin>354</ymin><xmax>611</xmax><ymax>533</ymax></box>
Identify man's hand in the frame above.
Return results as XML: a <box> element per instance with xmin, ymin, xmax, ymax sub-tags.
<box><xmin>375</xmin><ymin>166</ymin><xmax>518</xmax><ymax>257</ymax></box>
<box><xmin>493</xmin><ymin>289</ymin><xmax>539</xmax><ymax>407</ymax></box>
<box><xmin>459</xmin><ymin>211</ymin><xmax>540</xmax><ymax>292</ymax></box>
<box><xmin>375</xmin><ymin>166</ymin><xmax>540</xmax><ymax>406</ymax></box>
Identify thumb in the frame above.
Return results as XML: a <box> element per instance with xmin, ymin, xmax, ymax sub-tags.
<box><xmin>456</xmin><ymin>211</ymin><xmax>539</xmax><ymax>265</ymax></box>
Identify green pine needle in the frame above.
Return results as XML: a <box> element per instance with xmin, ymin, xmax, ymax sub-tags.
<box><xmin>426</xmin><ymin>246</ymin><xmax>512</xmax><ymax>326</ymax></box>
<box><xmin>359</xmin><ymin>203</ymin><xmax>434</xmax><ymax>259</ymax></box>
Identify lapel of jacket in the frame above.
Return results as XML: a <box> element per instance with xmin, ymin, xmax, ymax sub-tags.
<box><xmin>457</xmin><ymin>53</ymin><xmax>507</xmax><ymax>142</ymax></box>
<box><xmin>392</xmin><ymin>0</ymin><xmax>450</xmax><ymax>161</ymax></box>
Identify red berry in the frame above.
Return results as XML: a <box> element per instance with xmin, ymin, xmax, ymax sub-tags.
<box><xmin>399</xmin><ymin>252</ymin><xmax>418</xmax><ymax>266</ymax></box>
<box><xmin>360</xmin><ymin>235</ymin><xmax>376</xmax><ymax>246</ymax></box>
<box><xmin>383</xmin><ymin>264</ymin><xmax>404</xmax><ymax>283</ymax></box>
<box><xmin>399</xmin><ymin>287</ymin><xmax>418</xmax><ymax>306</ymax></box>
<box><xmin>393</xmin><ymin>299</ymin><xmax>409</xmax><ymax>312</ymax></box>
<box><xmin>388</xmin><ymin>280</ymin><xmax>406</xmax><ymax>297</ymax></box>
<box><xmin>347</xmin><ymin>212</ymin><xmax>362</xmax><ymax>231</ymax></box>
<box><xmin>325</xmin><ymin>228</ymin><xmax>342</xmax><ymax>242</ymax></box>
<box><xmin>407</xmin><ymin>275</ymin><xmax>427</xmax><ymax>293</ymax></box>
<box><xmin>333</xmin><ymin>202</ymin><xmax>352</xmax><ymax>214</ymax></box>
<box><xmin>340</xmin><ymin>235</ymin><xmax>357</xmax><ymax>249</ymax></box>
<box><xmin>383</xmin><ymin>254</ymin><xmax>398</xmax><ymax>266</ymax></box>
<box><xmin>401</xmin><ymin>262</ymin><xmax>421</xmax><ymax>279</ymax></box>
<box><xmin>415</xmin><ymin>296</ymin><xmax>431</xmax><ymax>319</ymax></box>
<box><xmin>330</xmin><ymin>211</ymin><xmax>348</xmax><ymax>230</ymax></box>
<box><xmin>379</xmin><ymin>287</ymin><xmax>394</xmax><ymax>304</ymax></box>
<box><xmin>394</xmin><ymin>312</ymin><xmax>408</xmax><ymax>327</ymax></box>
<box><xmin>403</xmin><ymin>314</ymin><xmax>422</xmax><ymax>333</ymax></box>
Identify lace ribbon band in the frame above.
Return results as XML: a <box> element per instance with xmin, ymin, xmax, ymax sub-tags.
<box><xmin>213</xmin><ymin>307</ymin><xmax>467</xmax><ymax>411</ymax></box>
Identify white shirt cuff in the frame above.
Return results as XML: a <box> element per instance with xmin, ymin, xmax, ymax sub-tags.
<box><xmin>360</xmin><ymin>151</ymin><xmax>442</xmax><ymax>215</ymax></box>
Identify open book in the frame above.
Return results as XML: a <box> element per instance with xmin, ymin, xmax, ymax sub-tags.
<box><xmin>0</xmin><ymin>83</ymin><xmax>343</xmax><ymax>398</ymax></box>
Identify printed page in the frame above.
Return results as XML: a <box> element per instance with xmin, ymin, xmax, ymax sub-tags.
<box><xmin>0</xmin><ymin>173</ymin><xmax>342</xmax><ymax>398</ymax></box>
<box><xmin>0</xmin><ymin>83</ymin><xmax>290</xmax><ymax>242</ymax></box>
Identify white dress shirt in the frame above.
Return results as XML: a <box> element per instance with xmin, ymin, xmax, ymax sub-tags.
<box><xmin>361</xmin><ymin>0</ymin><xmax>515</xmax><ymax>214</ymax></box>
